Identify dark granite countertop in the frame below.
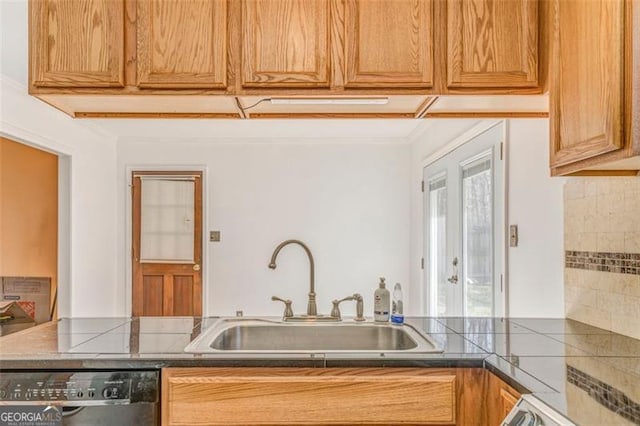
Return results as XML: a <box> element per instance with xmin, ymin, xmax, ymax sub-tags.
<box><xmin>0</xmin><ymin>317</ymin><xmax>638</xmax><ymax>425</ymax></box>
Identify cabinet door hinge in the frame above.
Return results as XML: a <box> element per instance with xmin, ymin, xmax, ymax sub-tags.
<box><xmin>500</xmin><ymin>142</ymin><xmax>504</xmax><ymax>161</ymax></box>
<box><xmin>421</xmin><ymin>258</ymin><xmax>424</xmax><ymax>270</ymax></box>
<box><xmin>500</xmin><ymin>274</ymin><xmax>504</xmax><ymax>293</ymax></box>
<box><xmin>421</xmin><ymin>180</ymin><xmax>424</xmax><ymax>193</ymax></box>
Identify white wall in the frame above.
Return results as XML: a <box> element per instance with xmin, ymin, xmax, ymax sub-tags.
<box><xmin>117</xmin><ymin>140</ymin><xmax>411</xmax><ymax>317</ymax></box>
<box><xmin>506</xmin><ymin>119</ymin><xmax>565</xmax><ymax>317</ymax></box>
<box><xmin>2</xmin><ymin>0</ymin><xmax>564</xmax><ymax>318</ymax></box>
<box><xmin>1</xmin><ymin>0</ymin><xmax>119</xmax><ymax>317</ymax></box>
<box><xmin>409</xmin><ymin>119</ymin><xmax>566</xmax><ymax>317</ymax></box>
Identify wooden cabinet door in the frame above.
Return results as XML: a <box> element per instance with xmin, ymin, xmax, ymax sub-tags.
<box><xmin>241</xmin><ymin>0</ymin><xmax>331</xmax><ymax>88</ymax></box>
<box><xmin>485</xmin><ymin>371</ymin><xmax>521</xmax><ymax>425</ymax></box>
<box><xmin>447</xmin><ymin>0</ymin><xmax>538</xmax><ymax>89</ymax></box>
<box><xmin>137</xmin><ymin>0</ymin><xmax>227</xmax><ymax>89</ymax></box>
<box><xmin>163</xmin><ymin>368</ymin><xmax>458</xmax><ymax>425</ymax></box>
<box><xmin>549</xmin><ymin>0</ymin><xmax>626</xmax><ymax>168</ymax></box>
<box><xmin>343</xmin><ymin>0</ymin><xmax>433</xmax><ymax>88</ymax></box>
<box><xmin>30</xmin><ymin>0</ymin><xmax>124</xmax><ymax>88</ymax></box>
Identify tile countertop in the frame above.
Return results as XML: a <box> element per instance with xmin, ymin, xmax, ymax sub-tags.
<box><xmin>0</xmin><ymin>317</ymin><xmax>639</xmax><ymax>425</ymax></box>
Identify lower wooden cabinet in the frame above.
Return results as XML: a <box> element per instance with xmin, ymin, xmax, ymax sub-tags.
<box><xmin>161</xmin><ymin>367</ymin><xmax>520</xmax><ymax>426</ymax></box>
<box><xmin>486</xmin><ymin>371</ymin><xmax>521</xmax><ymax>425</ymax></box>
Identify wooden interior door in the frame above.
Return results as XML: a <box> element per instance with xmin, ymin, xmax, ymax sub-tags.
<box><xmin>132</xmin><ymin>171</ymin><xmax>202</xmax><ymax>316</ymax></box>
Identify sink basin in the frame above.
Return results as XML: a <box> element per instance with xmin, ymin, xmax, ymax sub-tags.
<box><xmin>184</xmin><ymin>318</ymin><xmax>442</xmax><ymax>354</ymax></box>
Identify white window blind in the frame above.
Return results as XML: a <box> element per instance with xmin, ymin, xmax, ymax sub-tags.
<box><xmin>140</xmin><ymin>178</ymin><xmax>195</xmax><ymax>263</ymax></box>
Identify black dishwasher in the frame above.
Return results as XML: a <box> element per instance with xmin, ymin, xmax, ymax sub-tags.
<box><xmin>0</xmin><ymin>370</ymin><xmax>158</xmax><ymax>425</ymax></box>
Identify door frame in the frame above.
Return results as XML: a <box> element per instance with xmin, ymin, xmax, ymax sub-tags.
<box><xmin>419</xmin><ymin>120</ymin><xmax>508</xmax><ymax>317</ymax></box>
<box><xmin>124</xmin><ymin>165</ymin><xmax>209</xmax><ymax>317</ymax></box>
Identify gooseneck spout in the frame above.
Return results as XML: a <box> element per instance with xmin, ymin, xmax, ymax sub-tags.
<box><xmin>268</xmin><ymin>239</ymin><xmax>317</xmax><ymax>316</ymax></box>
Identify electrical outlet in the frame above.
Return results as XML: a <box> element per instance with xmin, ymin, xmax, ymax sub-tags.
<box><xmin>209</xmin><ymin>231</ymin><xmax>221</xmax><ymax>242</ymax></box>
<box><xmin>509</xmin><ymin>354</ymin><xmax>520</xmax><ymax>367</ymax></box>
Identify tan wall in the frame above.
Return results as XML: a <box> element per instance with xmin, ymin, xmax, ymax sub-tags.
<box><xmin>564</xmin><ymin>178</ymin><xmax>640</xmax><ymax>339</ymax></box>
<box><xmin>0</xmin><ymin>137</ymin><xmax>58</xmax><ymax>317</ymax></box>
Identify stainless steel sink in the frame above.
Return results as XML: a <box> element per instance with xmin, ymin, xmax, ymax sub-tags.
<box><xmin>184</xmin><ymin>318</ymin><xmax>442</xmax><ymax>354</ymax></box>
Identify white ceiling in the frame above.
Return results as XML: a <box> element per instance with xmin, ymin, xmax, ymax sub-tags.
<box><xmin>84</xmin><ymin>118</ymin><xmax>429</xmax><ymax>141</ymax></box>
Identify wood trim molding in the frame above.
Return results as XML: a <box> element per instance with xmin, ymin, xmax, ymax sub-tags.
<box><xmin>74</xmin><ymin>112</ymin><xmax>240</xmax><ymax>119</ymax></box>
<box><xmin>248</xmin><ymin>112</ymin><xmax>414</xmax><ymax>119</ymax></box>
<box><xmin>424</xmin><ymin>111</ymin><xmax>548</xmax><ymax>119</ymax></box>
<box><xmin>414</xmin><ymin>96</ymin><xmax>439</xmax><ymax>118</ymax></box>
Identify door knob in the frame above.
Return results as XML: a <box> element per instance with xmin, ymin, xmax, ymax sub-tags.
<box><xmin>447</xmin><ymin>257</ymin><xmax>458</xmax><ymax>284</ymax></box>
<box><xmin>193</xmin><ymin>264</ymin><xmax>200</xmax><ymax>271</ymax></box>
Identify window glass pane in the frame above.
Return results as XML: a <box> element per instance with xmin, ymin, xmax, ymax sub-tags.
<box><xmin>462</xmin><ymin>157</ymin><xmax>493</xmax><ymax>316</ymax></box>
<box><xmin>140</xmin><ymin>179</ymin><xmax>195</xmax><ymax>263</ymax></box>
<box><xmin>429</xmin><ymin>176</ymin><xmax>448</xmax><ymax>316</ymax></box>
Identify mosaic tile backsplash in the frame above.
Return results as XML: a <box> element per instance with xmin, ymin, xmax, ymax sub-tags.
<box><xmin>567</xmin><ymin>365</ymin><xmax>640</xmax><ymax>425</ymax></box>
<box><xmin>564</xmin><ymin>178</ymin><xmax>640</xmax><ymax>340</ymax></box>
<box><xmin>565</xmin><ymin>251</ymin><xmax>640</xmax><ymax>275</ymax></box>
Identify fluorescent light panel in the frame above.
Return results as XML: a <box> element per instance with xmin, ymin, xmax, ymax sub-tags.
<box><xmin>269</xmin><ymin>97</ymin><xmax>389</xmax><ymax>105</ymax></box>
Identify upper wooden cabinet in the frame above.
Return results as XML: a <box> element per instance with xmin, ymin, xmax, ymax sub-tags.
<box><xmin>446</xmin><ymin>0</ymin><xmax>538</xmax><ymax>90</ymax></box>
<box><xmin>241</xmin><ymin>0</ymin><xmax>331</xmax><ymax>88</ymax></box>
<box><xmin>30</xmin><ymin>0</ymin><xmax>125</xmax><ymax>88</ymax></box>
<box><xmin>28</xmin><ymin>0</ymin><xmax>547</xmax><ymax>117</ymax></box>
<box><xmin>136</xmin><ymin>0</ymin><xmax>228</xmax><ymax>89</ymax></box>
<box><xmin>549</xmin><ymin>0</ymin><xmax>639</xmax><ymax>176</ymax></box>
<box><xmin>343</xmin><ymin>0</ymin><xmax>434</xmax><ymax>88</ymax></box>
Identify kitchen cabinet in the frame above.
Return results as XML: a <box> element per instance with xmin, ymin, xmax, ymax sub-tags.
<box><xmin>137</xmin><ymin>0</ymin><xmax>228</xmax><ymax>89</ymax></box>
<box><xmin>446</xmin><ymin>0</ymin><xmax>539</xmax><ymax>91</ymax></box>
<box><xmin>161</xmin><ymin>367</ymin><xmax>516</xmax><ymax>426</ymax></box>
<box><xmin>549</xmin><ymin>0</ymin><xmax>640</xmax><ymax>176</ymax></box>
<box><xmin>29</xmin><ymin>0</ymin><xmax>547</xmax><ymax>118</ymax></box>
<box><xmin>241</xmin><ymin>0</ymin><xmax>331</xmax><ymax>88</ymax></box>
<box><xmin>30</xmin><ymin>0</ymin><xmax>125</xmax><ymax>88</ymax></box>
<box><xmin>485</xmin><ymin>371</ymin><xmax>521</xmax><ymax>425</ymax></box>
<box><xmin>342</xmin><ymin>0</ymin><xmax>433</xmax><ymax>88</ymax></box>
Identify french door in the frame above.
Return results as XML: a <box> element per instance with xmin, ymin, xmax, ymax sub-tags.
<box><xmin>423</xmin><ymin>123</ymin><xmax>504</xmax><ymax>317</ymax></box>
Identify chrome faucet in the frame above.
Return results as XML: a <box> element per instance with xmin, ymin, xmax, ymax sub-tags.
<box><xmin>268</xmin><ymin>239</ymin><xmax>317</xmax><ymax>316</ymax></box>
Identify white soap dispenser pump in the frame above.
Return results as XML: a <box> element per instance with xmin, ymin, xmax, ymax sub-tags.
<box><xmin>373</xmin><ymin>277</ymin><xmax>390</xmax><ymax>322</ymax></box>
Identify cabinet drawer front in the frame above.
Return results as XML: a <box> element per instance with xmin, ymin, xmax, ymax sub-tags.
<box><xmin>344</xmin><ymin>0</ymin><xmax>434</xmax><ymax>88</ymax></box>
<box><xmin>447</xmin><ymin>0</ymin><xmax>539</xmax><ymax>89</ymax></box>
<box><xmin>137</xmin><ymin>0</ymin><xmax>227</xmax><ymax>89</ymax></box>
<box><xmin>242</xmin><ymin>0</ymin><xmax>331</xmax><ymax>88</ymax></box>
<box><xmin>163</xmin><ymin>368</ymin><xmax>456</xmax><ymax>425</ymax></box>
<box><xmin>30</xmin><ymin>0</ymin><xmax>125</xmax><ymax>88</ymax></box>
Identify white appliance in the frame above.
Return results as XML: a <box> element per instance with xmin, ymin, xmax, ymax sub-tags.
<box><xmin>503</xmin><ymin>394</ymin><xmax>577</xmax><ymax>426</ymax></box>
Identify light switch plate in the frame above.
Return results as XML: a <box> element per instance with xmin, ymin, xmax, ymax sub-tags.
<box><xmin>209</xmin><ymin>231</ymin><xmax>221</xmax><ymax>242</ymax></box>
<box><xmin>509</xmin><ymin>225</ymin><xmax>518</xmax><ymax>247</ymax></box>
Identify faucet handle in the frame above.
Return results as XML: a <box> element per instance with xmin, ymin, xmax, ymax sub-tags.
<box><xmin>331</xmin><ymin>294</ymin><xmax>365</xmax><ymax>321</ymax></box>
<box><xmin>271</xmin><ymin>296</ymin><xmax>294</xmax><ymax>318</ymax></box>
<box><xmin>330</xmin><ymin>299</ymin><xmax>343</xmax><ymax>320</ymax></box>
<box><xmin>353</xmin><ymin>293</ymin><xmax>365</xmax><ymax>322</ymax></box>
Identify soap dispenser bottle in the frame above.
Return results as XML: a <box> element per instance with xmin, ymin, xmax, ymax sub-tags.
<box><xmin>374</xmin><ymin>277</ymin><xmax>390</xmax><ymax>322</ymax></box>
<box><xmin>391</xmin><ymin>283</ymin><xmax>404</xmax><ymax>324</ymax></box>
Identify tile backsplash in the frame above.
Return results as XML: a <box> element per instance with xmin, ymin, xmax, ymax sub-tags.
<box><xmin>564</xmin><ymin>178</ymin><xmax>640</xmax><ymax>339</ymax></box>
